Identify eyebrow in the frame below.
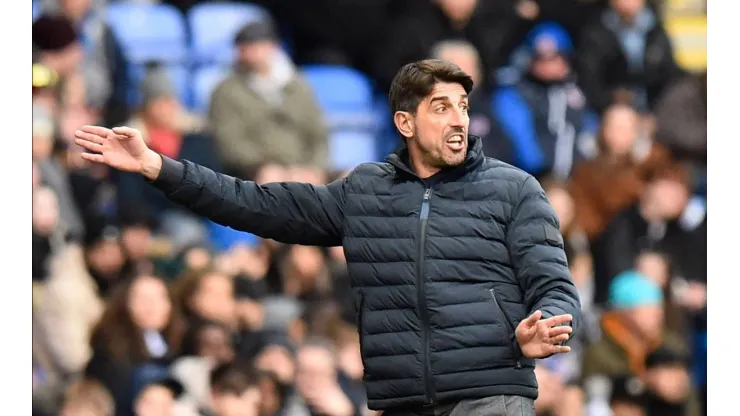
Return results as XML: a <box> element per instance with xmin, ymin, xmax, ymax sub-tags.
<box><xmin>429</xmin><ymin>94</ymin><xmax>469</xmax><ymax>105</ymax></box>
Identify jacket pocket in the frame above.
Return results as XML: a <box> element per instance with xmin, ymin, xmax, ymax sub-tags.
<box><xmin>489</xmin><ymin>288</ymin><xmax>523</xmax><ymax>368</ymax></box>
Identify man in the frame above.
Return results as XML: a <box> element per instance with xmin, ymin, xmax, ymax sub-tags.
<box><xmin>208</xmin><ymin>18</ymin><xmax>328</xmax><ymax>177</ymax></box>
<box><xmin>74</xmin><ymin>59</ymin><xmax>581</xmax><ymax>415</ymax></box>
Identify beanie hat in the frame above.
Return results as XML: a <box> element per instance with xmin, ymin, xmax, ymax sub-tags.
<box><xmin>33</xmin><ymin>15</ymin><xmax>78</xmax><ymax>52</ymax></box>
<box><xmin>525</xmin><ymin>22</ymin><xmax>573</xmax><ymax>57</ymax></box>
<box><xmin>608</xmin><ymin>270</ymin><xmax>663</xmax><ymax>310</ymax></box>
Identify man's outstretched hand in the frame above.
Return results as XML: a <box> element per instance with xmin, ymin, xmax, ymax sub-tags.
<box><xmin>515</xmin><ymin>310</ymin><xmax>573</xmax><ymax>359</ymax></box>
<box><xmin>74</xmin><ymin>125</ymin><xmax>163</xmax><ymax>180</ymax></box>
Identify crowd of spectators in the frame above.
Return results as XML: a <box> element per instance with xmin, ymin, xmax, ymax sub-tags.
<box><xmin>32</xmin><ymin>0</ymin><xmax>707</xmax><ymax>415</ymax></box>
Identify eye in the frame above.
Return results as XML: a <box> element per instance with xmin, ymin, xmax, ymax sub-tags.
<box><xmin>460</xmin><ymin>103</ymin><xmax>469</xmax><ymax>112</ymax></box>
<box><xmin>435</xmin><ymin>106</ymin><xmax>447</xmax><ymax>113</ymax></box>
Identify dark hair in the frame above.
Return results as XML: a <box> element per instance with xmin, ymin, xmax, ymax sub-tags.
<box><xmin>90</xmin><ymin>274</ymin><xmax>186</xmax><ymax>361</ymax></box>
<box><xmin>210</xmin><ymin>362</ymin><xmax>258</xmax><ymax>396</ymax></box>
<box><xmin>388</xmin><ymin>59</ymin><xmax>474</xmax><ymax>114</ymax></box>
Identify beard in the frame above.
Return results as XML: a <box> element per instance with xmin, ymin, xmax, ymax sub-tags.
<box><xmin>416</xmin><ymin>136</ymin><xmax>467</xmax><ymax>170</ymax></box>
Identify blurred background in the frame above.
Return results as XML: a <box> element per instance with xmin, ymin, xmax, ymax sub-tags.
<box><xmin>31</xmin><ymin>0</ymin><xmax>707</xmax><ymax>415</ymax></box>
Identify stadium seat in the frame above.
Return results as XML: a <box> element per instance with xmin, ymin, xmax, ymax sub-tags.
<box><xmin>192</xmin><ymin>66</ymin><xmax>230</xmax><ymax>114</ymax></box>
<box><xmin>189</xmin><ymin>3</ymin><xmax>268</xmax><ymax>65</ymax></box>
<box><xmin>32</xmin><ymin>1</ymin><xmax>41</xmax><ymax>21</ymax></box>
<box><xmin>105</xmin><ymin>3</ymin><xmax>187</xmax><ymax>64</ymax></box>
<box><xmin>301</xmin><ymin>65</ymin><xmax>379</xmax><ymax>166</ymax></box>
<box><xmin>329</xmin><ymin>131</ymin><xmax>379</xmax><ymax>171</ymax></box>
<box><xmin>127</xmin><ymin>64</ymin><xmax>190</xmax><ymax>109</ymax></box>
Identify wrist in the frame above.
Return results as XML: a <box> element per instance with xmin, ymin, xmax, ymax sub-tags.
<box><xmin>140</xmin><ymin>149</ymin><xmax>163</xmax><ymax>181</ymax></box>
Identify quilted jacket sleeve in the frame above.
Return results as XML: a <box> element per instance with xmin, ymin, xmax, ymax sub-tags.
<box><xmin>150</xmin><ymin>155</ymin><xmax>347</xmax><ymax>247</ymax></box>
<box><xmin>506</xmin><ymin>175</ymin><xmax>582</xmax><ymax>334</ymax></box>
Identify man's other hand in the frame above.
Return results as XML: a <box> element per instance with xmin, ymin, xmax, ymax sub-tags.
<box><xmin>515</xmin><ymin>310</ymin><xmax>573</xmax><ymax>358</ymax></box>
<box><xmin>74</xmin><ymin>125</ymin><xmax>162</xmax><ymax>180</ymax></box>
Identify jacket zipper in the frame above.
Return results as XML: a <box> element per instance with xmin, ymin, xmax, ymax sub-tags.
<box><xmin>489</xmin><ymin>288</ymin><xmax>522</xmax><ymax>369</ymax></box>
<box><xmin>418</xmin><ymin>188</ymin><xmax>435</xmax><ymax>404</ymax></box>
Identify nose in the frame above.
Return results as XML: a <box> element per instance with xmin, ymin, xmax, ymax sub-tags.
<box><xmin>449</xmin><ymin>106</ymin><xmax>468</xmax><ymax>129</ymax></box>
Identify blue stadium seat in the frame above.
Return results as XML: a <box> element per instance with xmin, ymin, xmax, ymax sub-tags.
<box><xmin>105</xmin><ymin>3</ymin><xmax>187</xmax><ymax>64</ymax></box>
<box><xmin>192</xmin><ymin>66</ymin><xmax>230</xmax><ymax>114</ymax></box>
<box><xmin>33</xmin><ymin>1</ymin><xmax>41</xmax><ymax>21</ymax></box>
<box><xmin>128</xmin><ymin>64</ymin><xmax>190</xmax><ymax>109</ymax></box>
<box><xmin>301</xmin><ymin>65</ymin><xmax>374</xmax><ymax>113</ymax></box>
<box><xmin>189</xmin><ymin>3</ymin><xmax>268</xmax><ymax>65</ymax></box>
<box><xmin>301</xmin><ymin>65</ymin><xmax>379</xmax><ymax>167</ymax></box>
<box><xmin>329</xmin><ymin>131</ymin><xmax>379</xmax><ymax>171</ymax></box>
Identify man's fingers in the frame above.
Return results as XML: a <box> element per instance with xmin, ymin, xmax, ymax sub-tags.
<box><xmin>548</xmin><ymin>325</ymin><xmax>573</xmax><ymax>338</ymax></box>
<box><xmin>112</xmin><ymin>126</ymin><xmax>137</xmax><ymax>138</ymax></box>
<box><xmin>75</xmin><ymin>129</ymin><xmax>106</xmax><ymax>145</ymax></box>
<box><xmin>74</xmin><ymin>138</ymin><xmax>103</xmax><ymax>153</ymax></box>
<box><xmin>80</xmin><ymin>125</ymin><xmax>111</xmax><ymax>137</ymax></box>
<box><xmin>541</xmin><ymin>314</ymin><xmax>573</xmax><ymax>327</ymax></box>
<box><xmin>524</xmin><ymin>310</ymin><xmax>543</xmax><ymax>326</ymax></box>
<box><xmin>80</xmin><ymin>153</ymin><xmax>105</xmax><ymax>164</ymax></box>
<box><xmin>547</xmin><ymin>344</ymin><xmax>571</xmax><ymax>354</ymax></box>
<box><xmin>551</xmin><ymin>333</ymin><xmax>570</xmax><ymax>344</ymax></box>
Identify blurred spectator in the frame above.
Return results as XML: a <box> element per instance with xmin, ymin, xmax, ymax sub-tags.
<box><xmin>85</xmin><ymin>274</ymin><xmax>186</xmax><ymax>415</ymax></box>
<box><xmin>493</xmin><ymin>22</ymin><xmax>597</xmax><ymax>179</ymax></box>
<box><xmin>642</xmin><ymin>347</ymin><xmax>702</xmax><ymax>416</ymax></box>
<box><xmin>590</xmin><ymin>165</ymin><xmax>706</xmax><ymax>306</ymax></box>
<box><xmin>32</xmin><ymin>186</ymin><xmax>62</xmax><ymax>281</ymax></box>
<box><xmin>176</xmin><ymin>268</ymin><xmax>239</xmax><ymax>332</ymax></box>
<box><xmin>278</xmin><ymin>245</ymin><xmax>332</xmax><ymax>303</ymax></box>
<box><xmin>59</xmin><ymin>379</ymin><xmax>114</xmax><ymax>416</ymax></box>
<box><xmin>209</xmin><ymin>18</ymin><xmax>328</xmax><ymax>177</ymax></box>
<box><xmin>34</xmin><ymin>104</ymin><xmax>87</xmax><ymax>241</ymax></box>
<box><xmin>172</xmin><ymin>321</ymin><xmax>236</xmax><ymax>412</ymax></box>
<box><xmin>132</xmin><ymin>372</ymin><xmax>186</xmax><ymax>416</ymax></box>
<box><xmin>116</xmin><ymin>64</ymin><xmax>218</xmax><ymax>250</ymax></box>
<box><xmin>608</xmin><ymin>374</ymin><xmax>648</xmax><ymax>416</ymax></box>
<box><xmin>83</xmin><ymin>221</ymin><xmax>129</xmax><ymax>298</ymax></box>
<box><xmin>533</xmin><ymin>363</ymin><xmax>584</xmax><ymax>416</ymax></box>
<box><xmin>50</xmin><ymin>0</ymin><xmax>130</xmax><ymax>125</ymax></box>
<box><xmin>430</xmin><ymin>40</ymin><xmax>514</xmax><ymax>164</ymax></box>
<box><xmin>577</xmin><ymin>0</ymin><xmax>684</xmax><ymax>113</ymax></box>
<box><xmin>34</xmin><ymin>244</ymin><xmax>104</xmax><ymax>378</ymax></box>
<box><xmin>581</xmin><ymin>271</ymin><xmax>688</xmax><ymax>385</ymax></box>
<box><xmin>294</xmin><ymin>339</ymin><xmax>364</xmax><ymax>416</ymax></box>
<box><xmin>207</xmin><ymin>363</ymin><xmax>262</xmax><ymax>416</ymax></box>
<box><xmin>569</xmin><ymin>102</ymin><xmax>672</xmax><ymax>241</ymax></box>
<box><xmin>654</xmin><ymin>71</ymin><xmax>707</xmax><ymax>196</ymax></box>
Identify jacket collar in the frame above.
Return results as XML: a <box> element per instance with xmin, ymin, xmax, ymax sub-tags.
<box><xmin>385</xmin><ymin>134</ymin><xmax>485</xmax><ymax>180</ymax></box>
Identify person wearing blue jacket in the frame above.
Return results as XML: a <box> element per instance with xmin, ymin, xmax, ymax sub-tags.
<box><xmin>493</xmin><ymin>22</ymin><xmax>599</xmax><ymax>180</ymax></box>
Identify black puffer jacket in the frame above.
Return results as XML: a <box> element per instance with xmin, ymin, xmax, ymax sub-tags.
<box><xmin>151</xmin><ymin>135</ymin><xmax>581</xmax><ymax>410</ymax></box>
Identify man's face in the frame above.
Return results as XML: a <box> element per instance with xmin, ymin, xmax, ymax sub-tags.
<box><xmin>237</xmin><ymin>41</ymin><xmax>275</xmax><ymax>73</ymax></box>
<box><xmin>397</xmin><ymin>82</ymin><xmax>469</xmax><ymax>175</ymax></box>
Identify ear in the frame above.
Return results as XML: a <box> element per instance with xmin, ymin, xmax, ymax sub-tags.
<box><xmin>393</xmin><ymin>111</ymin><xmax>415</xmax><ymax>139</ymax></box>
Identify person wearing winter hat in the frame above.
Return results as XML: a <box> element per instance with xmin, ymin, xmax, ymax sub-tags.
<box><xmin>581</xmin><ymin>271</ymin><xmax>690</xmax><ymax>404</ymax></box>
<box><xmin>32</xmin><ymin>14</ymin><xmax>83</xmax><ymax>78</ymax></box>
<box><xmin>492</xmin><ymin>21</ymin><xmax>598</xmax><ymax>180</ymax></box>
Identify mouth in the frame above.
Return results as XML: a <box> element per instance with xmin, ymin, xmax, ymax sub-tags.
<box><xmin>445</xmin><ymin>133</ymin><xmax>466</xmax><ymax>151</ymax></box>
